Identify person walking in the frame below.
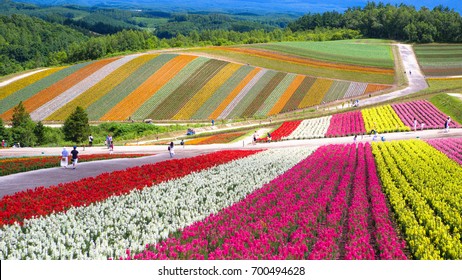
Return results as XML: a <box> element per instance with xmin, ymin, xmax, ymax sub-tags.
<box><xmin>168</xmin><ymin>142</ymin><xmax>175</xmax><ymax>158</ymax></box>
<box><xmin>70</xmin><ymin>146</ymin><xmax>79</xmax><ymax>169</ymax></box>
<box><xmin>88</xmin><ymin>134</ymin><xmax>93</xmax><ymax>147</ymax></box>
<box><xmin>61</xmin><ymin>147</ymin><xmax>69</xmax><ymax>168</ymax></box>
<box><xmin>180</xmin><ymin>139</ymin><xmax>184</xmax><ymax>148</ymax></box>
<box><xmin>420</xmin><ymin>122</ymin><xmax>425</xmax><ymax>131</ymax></box>
<box><xmin>445</xmin><ymin>117</ymin><xmax>451</xmax><ymax>133</ymax></box>
<box><xmin>253</xmin><ymin>131</ymin><xmax>258</xmax><ymax>145</ymax></box>
<box><xmin>413</xmin><ymin>118</ymin><xmax>418</xmax><ymax>132</ymax></box>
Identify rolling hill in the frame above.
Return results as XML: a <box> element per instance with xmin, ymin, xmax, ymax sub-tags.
<box><xmin>0</xmin><ymin>41</ymin><xmax>395</xmax><ymax>122</ymax></box>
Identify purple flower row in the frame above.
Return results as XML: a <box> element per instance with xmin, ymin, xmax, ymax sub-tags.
<box><xmin>426</xmin><ymin>137</ymin><xmax>462</xmax><ymax>166</ymax></box>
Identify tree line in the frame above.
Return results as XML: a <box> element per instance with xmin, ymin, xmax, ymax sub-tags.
<box><xmin>288</xmin><ymin>2</ymin><xmax>462</xmax><ymax>43</ymax></box>
<box><xmin>0</xmin><ymin>13</ymin><xmax>359</xmax><ymax>76</ymax></box>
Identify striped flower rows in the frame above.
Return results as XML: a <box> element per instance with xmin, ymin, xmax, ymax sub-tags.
<box><xmin>268</xmin><ymin>100</ymin><xmax>454</xmax><ymax>140</ymax></box>
<box><xmin>128</xmin><ymin>143</ymin><xmax>406</xmax><ymax>260</ymax></box>
<box><xmin>392</xmin><ymin>100</ymin><xmax>461</xmax><ymax>130</ymax></box>
<box><xmin>2</xmin><ymin>54</ymin><xmax>392</xmax><ymax>122</ymax></box>
<box><xmin>426</xmin><ymin>137</ymin><xmax>462</xmax><ymax>166</ymax></box>
<box><xmin>0</xmin><ymin>147</ymin><xmax>314</xmax><ymax>260</ymax></box>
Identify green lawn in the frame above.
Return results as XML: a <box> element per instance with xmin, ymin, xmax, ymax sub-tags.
<box><xmin>430</xmin><ymin>93</ymin><xmax>462</xmax><ymax>125</ymax></box>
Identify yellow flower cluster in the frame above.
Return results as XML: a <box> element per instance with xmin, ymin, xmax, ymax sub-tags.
<box><xmin>362</xmin><ymin>104</ymin><xmax>409</xmax><ymax>133</ymax></box>
<box><xmin>372</xmin><ymin>140</ymin><xmax>462</xmax><ymax>259</ymax></box>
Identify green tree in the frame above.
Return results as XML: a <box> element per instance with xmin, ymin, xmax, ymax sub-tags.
<box><xmin>10</xmin><ymin>101</ymin><xmax>36</xmax><ymax>147</ymax></box>
<box><xmin>34</xmin><ymin>121</ymin><xmax>46</xmax><ymax>146</ymax></box>
<box><xmin>62</xmin><ymin>106</ymin><xmax>90</xmax><ymax>144</ymax></box>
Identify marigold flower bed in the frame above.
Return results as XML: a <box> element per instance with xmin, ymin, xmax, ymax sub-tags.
<box><xmin>0</xmin><ymin>150</ymin><xmax>260</xmax><ymax>226</ymax></box>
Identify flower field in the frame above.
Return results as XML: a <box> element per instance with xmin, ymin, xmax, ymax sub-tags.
<box><xmin>266</xmin><ymin>120</ymin><xmax>302</xmax><ymax>141</ymax></box>
<box><xmin>128</xmin><ymin>143</ymin><xmax>406</xmax><ymax>260</ymax></box>
<box><xmin>185</xmin><ymin>132</ymin><xmax>247</xmax><ymax>145</ymax></box>
<box><xmin>372</xmin><ymin>140</ymin><xmax>462</xmax><ymax>259</ymax></box>
<box><xmin>362</xmin><ymin>105</ymin><xmax>410</xmax><ymax>133</ymax></box>
<box><xmin>1</xmin><ymin>51</ymin><xmax>392</xmax><ymax>122</ymax></box>
<box><xmin>46</xmin><ymin>55</ymin><xmax>158</xmax><ymax>121</ymax></box>
<box><xmin>2</xmin><ymin>137</ymin><xmax>462</xmax><ymax>260</ymax></box>
<box><xmin>0</xmin><ymin>154</ymin><xmax>150</xmax><ymax>176</ymax></box>
<box><xmin>414</xmin><ymin>44</ymin><xmax>462</xmax><ymax>77</ymax></box>
<box><xmin>426</xmin><ymin>137</ymin><xmax>462</xmax><ymax>166</ymax></box>
<box><xmin>0</xmin><ymin>148</ymin><xmax>315</xmax><ymax>259</ymax></box>
<box><xmin>392</xmin><ymin>100</ymin><xmax>461</xmax><ymax>130</ymax></box>
<box><xmin>326</xmin><ymin>111</ymin><xmax>367</xmax><ymax>137</ymax></box>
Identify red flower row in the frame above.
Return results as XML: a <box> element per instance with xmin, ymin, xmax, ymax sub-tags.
<box><xmin>0</xmin><ymin>150</ymin><xmax>261</xmax><ymax>226</ymax></box>
<box><xmin>0</xmin><ymin>154</ymin><xmax>150</xmax><ymax>176</ymax></box>
<box><xmin>262</xmin><ymin>120</ymin><xmax>302</xmax><ymax>142</ymax></box>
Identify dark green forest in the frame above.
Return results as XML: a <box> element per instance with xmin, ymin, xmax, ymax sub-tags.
<box><xmin>1</xmin><ymin>0</ymin><xmax>461</xmax><ymax>76</ymax></box>
<box><xmin>289</xmin><ymin>2</ymin><xmax>462</xmax><ymax>43</ymax></box>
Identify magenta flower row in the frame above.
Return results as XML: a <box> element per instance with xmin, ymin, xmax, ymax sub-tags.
<box><xmin>392</xmin><ymin>100</ymin><xmax>461</xmax><ymax>130</ymax></box>
<box><xmin>426</xmin><ymin>137</ymin><xmax>462</xmax><ymax>165</ymax></box>
<box><xmin>325</xmin><ymin>111</ymin><xmax>367</xmax><ymax>137</ymax></box>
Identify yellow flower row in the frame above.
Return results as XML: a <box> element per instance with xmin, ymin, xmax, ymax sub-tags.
<box><xmin>362</xmin><ymin>104</ymin><xmax>409</xmax><ymax>133</ymax></box>
<box><xmin>298</xmin><ymin>78</ymin><xmax>332</xmax><ymax>109</ymax></box>
<box><xmin>372</xmin><ymin>140</ymin><xmax>462</xmax><ymax>259</ymax></box>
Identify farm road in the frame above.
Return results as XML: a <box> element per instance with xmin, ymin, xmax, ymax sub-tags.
<box><xmin>1</xmin><ymin>127</ymin><xmax>461</xmax><ymax>198</ymax></box>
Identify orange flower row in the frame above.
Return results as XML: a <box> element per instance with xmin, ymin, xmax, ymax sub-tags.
<box><xmin>364</xmin><ymin>84</ymin><xmax>391</xmax><ymax>94</ymax></box>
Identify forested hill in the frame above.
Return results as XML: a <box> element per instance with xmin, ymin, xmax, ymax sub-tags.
<box><xmin>289</xmin><ymin>2</ymin><xmax>462</xmax><ymax>43</ymax></box>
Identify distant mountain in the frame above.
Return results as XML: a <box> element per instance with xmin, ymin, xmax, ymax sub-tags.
<box><xmin>10</xmin><ymin>0</ymin><xmax>462</xmax><ymax>14</ymax></box>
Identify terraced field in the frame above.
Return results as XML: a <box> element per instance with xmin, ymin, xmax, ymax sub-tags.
<box><xmin>1</xmin><ymin>46</ymin><xmax>393</xmax><ymax>122</ymax></box>
<box><xmin>414</xmin><ymin>44</ymin><xmax>462</xmax><ymax>77</ymax></box>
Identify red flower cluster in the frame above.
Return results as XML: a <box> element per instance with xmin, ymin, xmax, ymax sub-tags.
<box><xmin>0</xmin><ymin>150</ymin><xmax>261</xmax><ymax>226</ymax></box>
<box><xmin>261</xmin><ymin>120</ymin><xmax>302</xmax><ymax>142</ymax></box>
<box><xmin>0</xmin><ymin>154</ymin><xmax>150</xmax><ymax>176</ymax></box>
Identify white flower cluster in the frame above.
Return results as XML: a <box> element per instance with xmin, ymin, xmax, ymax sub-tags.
<box><xmin>0</xmin><ymin>147</ymin><xmax>316</xmax><ymax>260</ymax></box>
<box><xmin>284</xmin><ymin>116</ymin><xmax>332</xmax><ymax>140</ymax></box>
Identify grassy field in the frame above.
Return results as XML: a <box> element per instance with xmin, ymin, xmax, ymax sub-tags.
<box><xmin>247</xmin><ymin>39</ymin><xmax>395</xmax><ymax>69</ymax></box>
<box><xmin>430</xmin><ymin>93</ymin><xmax>462</xmax><ymax>125</ymax></box>
<box><xmin>414</xmin><ymin>44</ymin><xmax>462</xmax><ymax>76</ymax></box>
<box><xmin>188</xmin><ymin>47</ymin><xmax>394</xmax><ymax>84</ymax></box>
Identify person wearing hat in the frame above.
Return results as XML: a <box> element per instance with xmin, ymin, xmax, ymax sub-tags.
<box><xmin>70</xmin><ymin>146</ymin><xmax>79</xmax><ymax>169</ymax></box>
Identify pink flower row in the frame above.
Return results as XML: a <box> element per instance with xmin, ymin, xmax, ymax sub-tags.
<box><xmin>126</xmin><ymin>143</ymin><xmax>406</xmax><ymax>260</ymax></box>
<box><xmin>392</xmin><ymin>100</ymin><xmax>460</xmax><ymax>130</ymax></box>
<box><xmin>325</xmin><ymin>111</ymin><xmax>366</xmax><ymax>137</ymax></box>
<box><xmin>426</xmin><ymin>137</ymin><xmax>462</xmax><ymax>166</ymax></box>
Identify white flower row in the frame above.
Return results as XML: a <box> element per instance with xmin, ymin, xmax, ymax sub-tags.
<box><xmin>0</xmin><ymin>147</ymin><xmax>316</xmax><ymax>260</ymax></box>
<box><xmin>284</xmin><ymin>116</ymin><xmax>332</xmax><ymax>140</ymax></box>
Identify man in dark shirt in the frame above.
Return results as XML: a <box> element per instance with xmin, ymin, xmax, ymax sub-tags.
<box><xmin>71</xmin><ymin>146</ymin><xmax>79</xmax><ymax>169</ymax></box>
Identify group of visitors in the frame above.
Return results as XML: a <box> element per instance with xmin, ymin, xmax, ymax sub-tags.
<box><xmin>61</xmin><ymin>146</ymin><xmax>79</xmax><ymax>169</ymax></box>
